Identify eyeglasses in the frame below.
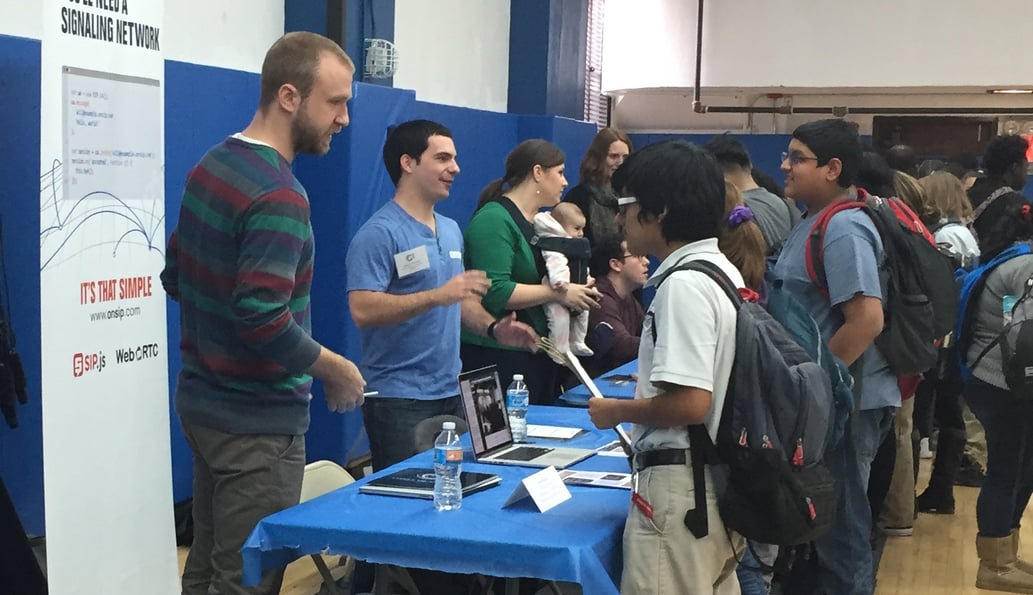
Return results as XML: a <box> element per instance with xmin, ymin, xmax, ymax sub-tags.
<box><xmin>781</xmin><ymin>151</ymin><xmax>820</xmax><ymax>166</ymax></box>
<box><xmin>617</xmin><ymin>196</ymin><xmax>638</xmax><ymax>214</ymax></box>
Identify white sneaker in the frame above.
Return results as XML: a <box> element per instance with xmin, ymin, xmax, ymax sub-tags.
<box><xmin>920</xmin><ymin>437</ymin><xmax>933</xmax><ymax>459</ymax></box>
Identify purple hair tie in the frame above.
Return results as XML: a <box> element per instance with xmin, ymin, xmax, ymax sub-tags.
<box><xmin>727</xmin><ymin>205</ymin><xmax>754</xmax><ymax>228</ymax></box>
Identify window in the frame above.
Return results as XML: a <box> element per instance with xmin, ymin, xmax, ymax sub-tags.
<box><xmin>584</xmin><ymin>0</ymin><xmax>609</xmax><ymax>126</ymax></box>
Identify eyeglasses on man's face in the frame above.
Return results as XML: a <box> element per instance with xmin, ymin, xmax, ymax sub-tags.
<box><xmin>781</xmin><ymin>151</ymin><xmax>820</xmax><ymax>166</ymax></box>
<box><xmin>617</xmin><ymin>196</ymin><xmax>638</xmax><ymax>214</ymax></box>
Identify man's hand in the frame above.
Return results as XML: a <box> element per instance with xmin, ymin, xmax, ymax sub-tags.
<box><xmin>436</xmin><ymin>270</ymin><xmax>490</xmax><ymax>306</ymax></box>
<box><xmin>588</xmin><ymin>397</ymin><xmax>623</xmax><ymax>429</ymax></box>
<box><xmin>491</xmin><ymin>312</ymin><xmax>539</xmax><ymax>350</ymax></box>
<box><xmin>323</xmin><ymin>357</ymin><xmax>366</xmax><ymax>413</ymax></box>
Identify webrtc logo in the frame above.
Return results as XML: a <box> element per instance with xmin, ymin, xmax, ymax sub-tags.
<box><xmin>115</xmin><ymin>343</ymin><xmax>159</xmax><ymax>364</ymax></box>
<box><xmin>72</xmin><ymin>352</ymin><xmax>105</xmax><ymax>377</ymax></box>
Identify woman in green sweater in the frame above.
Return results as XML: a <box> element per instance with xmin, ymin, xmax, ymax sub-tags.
<box><xmin>461</xmin><ymin>140</ymin><xmax>603</xmax><ymax>404</ymax></box>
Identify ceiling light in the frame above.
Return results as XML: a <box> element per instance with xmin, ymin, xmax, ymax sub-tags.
<box><xmin>988</xmin><ymin>89</ymin><xmax>1033</xmax><ymax>94</ymax></box>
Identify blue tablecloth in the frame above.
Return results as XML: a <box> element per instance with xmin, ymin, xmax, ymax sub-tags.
<box><xmin>558</xmin><ymin>360</ymin><xmax>638</xmax><ymax>406</ymax></box>
<box><xmin>242</xmin><ymin>406</ymin><xmax>631</xmax><ymax>594</ymax></box>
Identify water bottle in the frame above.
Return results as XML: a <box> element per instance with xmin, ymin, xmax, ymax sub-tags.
<box><xmin>433</xmin><ymin>421</ymin><xmax>463</xmax><ymax>511</ymax></box>
<box><xmin>506</xmin><ymin>374</ymin><xmax>529</xmax><ymax>443</ymax></box>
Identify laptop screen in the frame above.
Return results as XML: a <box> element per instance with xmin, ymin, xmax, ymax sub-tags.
<box><xmin>458</xmin><ymin>366</ymin><xmax>512</xmax><ymax>456</ymax></box>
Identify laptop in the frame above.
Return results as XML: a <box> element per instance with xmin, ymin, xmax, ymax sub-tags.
<box><xmin>458</xmin><ymin>366</ymin><xmax>596</xmax><ymax>469</ymax></box>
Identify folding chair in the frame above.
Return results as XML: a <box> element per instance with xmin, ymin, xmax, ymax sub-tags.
<box><xmin>300</xmin><ymin>460</ymin><xmax>357</xmax><ymax>595</ymax></box>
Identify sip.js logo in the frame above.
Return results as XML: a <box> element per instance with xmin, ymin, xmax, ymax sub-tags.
<box><xmin>72</xmin><ymin>352</ymin><xmax>105</xmax><ymax>377</ymax></box>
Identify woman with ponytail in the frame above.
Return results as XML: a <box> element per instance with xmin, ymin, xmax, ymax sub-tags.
<box><xmin>961</xmin><ymin>191</ymin><xmax>1033</xmax><ymax>593</ymax></box>
<box><xmin>719</xmin><ymin>182</ymin><xmax>766</xmax><ymax>293</ymax></box>
<box><xmin>462</xmin><ymin>140</ymin><xmax>603</xmax><ymax>404</ymax></box>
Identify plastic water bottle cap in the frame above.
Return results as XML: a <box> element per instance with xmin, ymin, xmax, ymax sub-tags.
<box><xmin>442</xmin><ymin>421</ymin><xmax>456</xmax><ymax>430</ymax></box>
<box><xmin>512</xmin><ymin>374</ymin><xmax>524</xmax><ymax>381</ymax></box>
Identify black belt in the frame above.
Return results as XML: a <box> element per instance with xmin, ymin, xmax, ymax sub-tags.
<box><xmin>635</xmin><ymin>448</ymin><xmax>689</xmax><ymax>471</ymax></box>
<box><xmin>634</xmin><ymin>426</ymin><xmax>714</xmax><ymax>540</ymax></box>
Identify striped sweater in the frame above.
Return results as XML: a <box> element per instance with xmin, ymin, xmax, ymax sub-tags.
<box><xmin>161</xmin><ymin>137</ymin><xmax>321</xmax><ymax>435</ymax></box>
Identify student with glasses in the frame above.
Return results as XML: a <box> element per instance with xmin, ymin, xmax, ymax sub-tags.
<box><xmin>583</xmin><ymin>232</ymin><xmax>648</xmax><ymax>378</ymax></box>
<box><xmin>770</xmin><ymin>120</ymin><xmax>896</xmax><ymax>595</ymax></box>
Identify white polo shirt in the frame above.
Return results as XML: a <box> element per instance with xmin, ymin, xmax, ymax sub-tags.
<box><xmin>632</xmin><ymin>238</ymin><xmax>741</xmax><ymax>453</ymax></box>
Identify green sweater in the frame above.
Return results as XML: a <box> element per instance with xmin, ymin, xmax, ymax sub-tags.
<box><xmin>461</xmin><ymin>201</ymin><xmax>548</xmax><ymax>349</ymax></box>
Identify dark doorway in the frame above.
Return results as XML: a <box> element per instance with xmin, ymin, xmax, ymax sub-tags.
<box><xmin>872</xmin><ymin>116</ymin><xmax>997</xmax><ymax>160</ymax></box>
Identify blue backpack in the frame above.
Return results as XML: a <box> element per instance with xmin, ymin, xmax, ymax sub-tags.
<box><xmin>766</xmin><ymin>280</ymin><xmax>854</xmax><ymax>455</ymax></box>
<box><xmin>955</xmin><ymin>243</ymin><xmax>1033</xmax><ymax>397</ymax></box>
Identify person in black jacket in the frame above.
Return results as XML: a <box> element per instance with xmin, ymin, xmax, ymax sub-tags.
<box><xmin>969</xmin><ymin>135</ymin><xmax>1029</xmax><ymax>215</ymax></box>
<box><xmin>564</xmin><ymin>128</ymin><xmax>632</xmax><ymax>244</ymax></box>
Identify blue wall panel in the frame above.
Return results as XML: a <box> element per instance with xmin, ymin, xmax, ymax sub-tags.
<box><xmin>164</xmin><ymin>60</ymin><xmax>260</xmax><ymax>502</ymax></box>
<box><xmin>508</xmin><ymin>0</ymin><xmax>550</xmax><ymax>116</ymax></box>
<box><xmin>509</xmin><ymin>0</ymin><xmax>587</xmax><ymax>120</ymax></box>
<box><xmin>0</xmin><ymin>34</ymin><xmax>44</xmax><ymax>536</ymax></box>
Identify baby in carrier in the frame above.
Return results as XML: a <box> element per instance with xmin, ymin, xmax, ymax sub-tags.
<box><xmin>533</xmin><ymin>202</ymin><xmax>594</xmax><ymax>362</ymax></box>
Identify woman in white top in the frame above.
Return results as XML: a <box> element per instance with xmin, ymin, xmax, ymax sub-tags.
<box><xmin>920</xmin><ymin>171</ymin><xmax>980</xmax><ymax>268</ymax></box>
<box><xmin>913</xmin><ymin>171</ymin><xmax>980</xmax><ymax>516</ymax></box>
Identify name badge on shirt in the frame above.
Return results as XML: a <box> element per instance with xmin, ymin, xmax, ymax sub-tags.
<box><xmin>394</xmin><ymin>245</ymin><xmax>431</xmax><ymax>278</ymax></box>
<box><xmin>449</xmin><ymin>250</ymin><xmax>462</xmax><ymax>259</ymax></box>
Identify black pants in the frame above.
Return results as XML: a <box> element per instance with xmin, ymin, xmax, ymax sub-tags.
<box><xmin>914</xmin><ymin>370</ymin><xmax>966</xmax><ymax>440</ymax></box>
<box><xmin>0</xmin><ymin>474</ymin><xmax>45</xmax><ymax>595</ymax></box>
<box><xmin>914</xmin><ymin>367</ymin><xmax>967</xmax><ymax>495</ymax></box>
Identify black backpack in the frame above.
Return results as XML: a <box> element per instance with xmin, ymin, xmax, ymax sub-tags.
<box><xmin>806</xmin><ymin>189</ymin><xmax>959</xmax><ymax>376</ymax></box>
<box><xmin>652</xmin><ymin>259</ymin><xmax>836</xmax><ymax>546</ymax></box>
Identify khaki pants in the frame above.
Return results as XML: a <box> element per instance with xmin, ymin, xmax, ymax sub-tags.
<box><xmin>621</xmin><ymin>463</ymin><xmax>743</xmax><ymax>595</ymax></box>
<box><xmin>180</xmin><ymin>420</ymin><xmax>305</xmax><ymax>595</ymax></box>
<box><xmin>881</xmin><ymin>398</ymin><xmax>916</xmax><ymax>528</ymax></box>
<box><xmin>963</xmin><ymin>400</ymin><xmax>988</xmax><ymax>469</ymax></box>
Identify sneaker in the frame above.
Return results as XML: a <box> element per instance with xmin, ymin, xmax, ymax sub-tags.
<box><xmin>919</xmin><ymin>437</ymin><xmax>933</xmax><ymax>459</ymax></box>
<box><xmin>881</xmin><ymin>526</ymin><xmax>914</xmax><ymax>537</ymax></box>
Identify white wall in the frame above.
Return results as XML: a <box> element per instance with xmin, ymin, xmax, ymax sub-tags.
<box><xmin>604</xmin><ymin>0</ymin><xmax>1033</xmax><ymax>133</ymax></box>
<box><xmin>164</xmin><ymin>0</ymin><xmax>283</xmax><ymax>72</ymax></box>
<box><xmin>2</xmin><ymin>2</ymin><xmax>42</xmax><ymax>39</ymax></box>
<box><xmin>604</xmin><ymin>0</ymin><xmax>1033</xmax><ymax>91</ymax></box>
<box><xmin>393</xmin><ymin>0</ymin><xmax>510</xmax><ymax>112</ymax></box>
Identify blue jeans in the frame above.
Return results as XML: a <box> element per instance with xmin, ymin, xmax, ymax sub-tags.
<box><xmin>815</xmin><ymin>406</ymin><xmax>895</xmax><ymax>595</ymax></box>
<box><xmin>737</xmin><ymin>541</ymin><xmax>777</xmax><ymax>594</ymax></box>
<box><xmin>964</xmin><ymin>379</ymin><xmax>1033</xmax><ymax>537</ymax></box>
<box><xmin>361</xmin><ymin>396</ymin><xmax>463</xmax><ymax>471</ymax></box>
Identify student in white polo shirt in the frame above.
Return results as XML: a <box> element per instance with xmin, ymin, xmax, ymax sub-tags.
<box><xmin>589</xmin><ymin>140</ymin><xmax>759</xmax><ymax>595</ymax></box>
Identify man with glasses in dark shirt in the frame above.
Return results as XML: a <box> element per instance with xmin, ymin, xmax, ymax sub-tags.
<box><xmin>584</xmin><ymin>233</ymin><xmax>648</xmax><ymax>377</ymax></box>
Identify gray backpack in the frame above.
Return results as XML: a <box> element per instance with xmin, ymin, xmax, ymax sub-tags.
<box><xmin>652</xmin><ymin>259</ymin><xmax>836</xmax><ymax>545</ymax></box>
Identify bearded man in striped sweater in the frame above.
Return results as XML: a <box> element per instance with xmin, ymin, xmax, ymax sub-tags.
<box><xmin>161</xmin><ymin>32</ymin><xmax>365</xmax><ymax>595</ymax></box>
